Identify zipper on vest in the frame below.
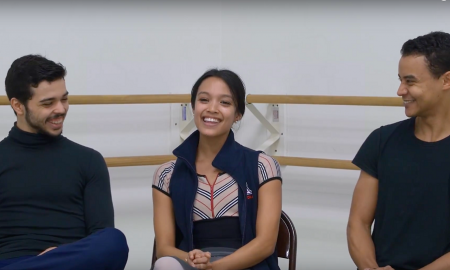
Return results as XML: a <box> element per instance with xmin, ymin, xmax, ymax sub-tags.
<box><xmin>204</xmin><ymin>174</ymin><xmax>219</xmax><ymax>218</ymax></box>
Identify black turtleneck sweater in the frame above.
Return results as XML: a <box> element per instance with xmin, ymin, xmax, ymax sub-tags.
<box><xmin>0</xmin><ymin>124</ymin><xmax>114</xmax><ymax>260</ymax></box>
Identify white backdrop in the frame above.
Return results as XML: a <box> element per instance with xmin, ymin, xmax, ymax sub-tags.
<box><xmin>0</xmin><ymin>1</ymin><xmax>448</xmax><ymax>269</ymax></box>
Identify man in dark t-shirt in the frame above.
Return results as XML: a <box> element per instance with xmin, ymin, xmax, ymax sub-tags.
<box><xmin>347</xmin><ymin>31</ymin><xmax>450</xmax><ymax>270</ymax></box>
<box><xmin>0</xmin><ymin>55</ymin><xmax>129</xmax><ymax>270</ymax></box>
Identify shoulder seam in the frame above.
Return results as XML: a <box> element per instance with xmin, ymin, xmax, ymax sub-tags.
<box><xmin>154</xmin><ymin>160</ymin><xmax>176</xmax><ymax>191</ymax></box>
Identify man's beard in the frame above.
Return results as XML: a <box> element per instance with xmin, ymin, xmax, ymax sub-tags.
<box><xmin>24</xmin><ymin>107</ymin><xmax>64</xmax><ymax>137</ymax></box>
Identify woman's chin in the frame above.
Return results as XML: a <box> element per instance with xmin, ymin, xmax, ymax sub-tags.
<box><xmin>198</xmin><ymin>127</ymin><xmax>229</xmax><ymax>138</ymax></box>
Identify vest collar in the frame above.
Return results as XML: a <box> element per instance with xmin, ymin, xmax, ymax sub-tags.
<box><xmin>172</xmin><ymin>129</ymin><xmax>243</xmax><ymax>175</ymax></box>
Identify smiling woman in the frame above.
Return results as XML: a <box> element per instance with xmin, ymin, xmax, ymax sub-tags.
<box><xmin>151</xmin><ymin>69</ymin><xmax>283</xmax><ymax>270</ymax></box>
<box><xmin>191</xmin><ymin>70</ymin><xmax>245</xmax><ymax>142</ymax></box>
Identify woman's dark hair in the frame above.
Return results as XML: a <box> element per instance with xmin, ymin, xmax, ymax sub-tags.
<box><xmin>401</xmin><ymin>31</ymin><xmax>450</xmax><ymax>79</ymax></box>
<box><xmin>191</xmin><ymin>69</ymin><xmax>246</xmax><ymax>117</ymax></box>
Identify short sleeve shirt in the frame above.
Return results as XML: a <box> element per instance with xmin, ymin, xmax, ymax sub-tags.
<box><xmin>352</xmin><ymin>117</ymin><xmax>450</xmax><ymax>269</ymax></box>
<box><xmin>153</xmin><ymin>153</ymin><xmax>282</xmax><ymax>221</ymax></box>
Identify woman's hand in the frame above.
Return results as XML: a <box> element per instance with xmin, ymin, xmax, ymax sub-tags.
<box><xmin>187</xmin><ymin>249</ymin><xmax>212</xmax><ymax>269</ymax></box>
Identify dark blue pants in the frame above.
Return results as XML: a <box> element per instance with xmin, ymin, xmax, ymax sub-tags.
<box><xmin>0</xmin><ymin>227</ymin><xmax>129</xmax><ymax>270</ymax></box>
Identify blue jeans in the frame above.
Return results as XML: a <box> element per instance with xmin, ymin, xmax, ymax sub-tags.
<box><xmin>0</xmin><ymin>228</ymin><xmax>129</xmax><ymax>270</ymax></box>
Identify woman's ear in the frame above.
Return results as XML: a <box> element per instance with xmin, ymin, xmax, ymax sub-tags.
<box><xmin>443</xmin><ymin>71</ymin><xmax>450</xmax><ymax>91</ymax></box>
<box><xmin>235</xmin><ymin>114</ymin><xmax>242</xmax><ymax>123</ymax></box>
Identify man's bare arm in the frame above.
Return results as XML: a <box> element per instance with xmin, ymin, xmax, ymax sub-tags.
<box><xmin>347</xmin><ymin>170</ymin><xmax>380</xmax><ymax>269</ymax></box>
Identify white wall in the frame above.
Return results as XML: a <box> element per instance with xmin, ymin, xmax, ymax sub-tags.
<box><xmin>0</xmin><ymin>1</ymin><xmax>448</xmax><ymax>269</ymax></box>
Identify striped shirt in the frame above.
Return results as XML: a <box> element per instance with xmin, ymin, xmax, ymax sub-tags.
<box><xmin>152</xmin><ymin>153</ymin><xmax>282</xmax><ymax>221</ymax></box>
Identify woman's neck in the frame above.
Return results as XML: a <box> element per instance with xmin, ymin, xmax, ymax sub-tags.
<box><xmin>196</xmin><ymin>132</ymin><xmax>229</xmax><ymax>162</ymax></box>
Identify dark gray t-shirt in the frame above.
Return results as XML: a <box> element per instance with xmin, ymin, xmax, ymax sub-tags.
<box><xmin>353</xmin><ymin>117</ymin><xmax>450</xmax><ymax>270</ymax></box>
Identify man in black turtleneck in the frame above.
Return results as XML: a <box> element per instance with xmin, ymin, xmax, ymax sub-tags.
<box><xmin>0</xmin><ymin>55</ymin><xmax>129</xmax><ymax>270</ymax></box>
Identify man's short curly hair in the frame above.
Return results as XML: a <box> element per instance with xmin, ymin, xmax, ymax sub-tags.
<box><xmin>401</xmin><ymin>31</ymin><xmax>450</xmax><ymax>79</ymax></box>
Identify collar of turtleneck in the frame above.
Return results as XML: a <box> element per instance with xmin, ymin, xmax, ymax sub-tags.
<box><xmin>8</xmin><ymin>122</ymin><xmax>63</xmax><ymax>147</ymax></box>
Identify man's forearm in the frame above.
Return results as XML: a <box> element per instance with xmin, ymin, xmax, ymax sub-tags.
<box><xmin>419</xmin><ymin>252</ymin><xmax>450</xmax><ymax>270</ymax></box>
<box><xmin>347</xmin><ymin>223</ymin><xmax>378</xmax><ymax>269</ymax></box>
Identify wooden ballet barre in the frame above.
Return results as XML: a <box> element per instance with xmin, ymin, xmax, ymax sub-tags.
<box><xmin>104</xmin><ymin>155</ymin><xmax>176</xmax><ymax>167</ymax></box>
<box><xmin>0</xmin><ymin>94</ymin><xmax>190</xmax><ymax>105</ymax></box>
<box><xmin>103</xmin><ymin>155</ymin><xmax>358</xmax><ymax>170</ymax></box>
<box><xmin>0</xmin><ymin>96</ymin><xmax>10</xmax><ymax>105</ymax></box>
<box><xmin>246</xmin><ymin>94</ymin><xmax>403</xmax><ymax>106</ymax></box>
<box><xmin>1</xmin><ymin>94</ymin><xmax>402</xmax><ymax>106</ymax></box>
<box><xmin>274</xmin><ymin>156</ymin><xmax>358</xmax><ymax>170</ymax></box>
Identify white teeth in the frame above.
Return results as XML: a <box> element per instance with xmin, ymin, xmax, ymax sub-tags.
<box><xmin>204</xmin><ymin>117</ymin><xmax>219</xmax><ymax>123</ymax></box>
<box><xmin>403</xmin><ymin>100</ymin><xmax>415</xmax><ymax>104</ymax></box>
<box><xmin>50</xmin><ymin>120</ymin><xmax>63</xmax><ymax>124</ymax></box>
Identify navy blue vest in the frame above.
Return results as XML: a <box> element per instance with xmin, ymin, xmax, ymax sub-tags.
<box><xmin>169</xmin><ymin>130</ymin><xmax>279</xmax><ymax>270</ymax></box>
